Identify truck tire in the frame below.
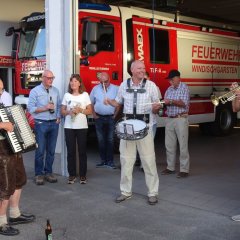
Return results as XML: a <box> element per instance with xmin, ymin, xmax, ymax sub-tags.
<box><xmin>199</xmin><ymin>103</ymin><xmax>236</xmax><ymax>136</ymax></box>
<box><xmin>210</xmin><ymin>103</ymin><xmax>236</xmax><ymax>136</ymax></box>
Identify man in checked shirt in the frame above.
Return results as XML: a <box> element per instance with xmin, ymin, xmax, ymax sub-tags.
<box><xmin>105</xmin><ymin>60</ymin><xmax>162</xmax><ymax>205</ymax></box>
<box><xmin>161</xmin><ymin>70</ymin><xmax>190</xmax><ymax>178</ymax></box>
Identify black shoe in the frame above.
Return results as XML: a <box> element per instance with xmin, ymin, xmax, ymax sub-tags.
<box><xmin>0</xmin><ymin>224</ymin><xmax>19</xmax><ymax>236</ymax></box>
<box><xmin>96</xmin><ymin>162</ymin><xmax>107</xmax><ymax>168</ymax></box>
<box><xmin>148</xmin><ymin>196</ymin><xmax>158</xmax><ymax>205</ymax></box>
<box><xmin>177</xmin><ymin>172</ymin><xmax>189</xmax><ymax>178</ymax></box>
<box><xmin>161</xmin><ymin>169</ymin><xmax>176</xmax><ymax>175</ymax></box>
<box><xmin>9</xmin><ymin>213</ymin><xmax>36</xmax><ymax>225</ymax></box>
<box><xmin>106</xmin><ymin>162</ymin><xmax>117</xmax><ymax>169</ymax></box>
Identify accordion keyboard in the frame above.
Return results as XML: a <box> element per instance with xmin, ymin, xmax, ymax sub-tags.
<box><xmin>0</xmin><ymin>105</ymin><xmax>37</xmax><ymax>153</ymax></box>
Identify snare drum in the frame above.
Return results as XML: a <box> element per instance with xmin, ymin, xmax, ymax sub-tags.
<box><xmin>115</xmin><ymin>119</ymin><xmax>149</xmax><ymax>140</ymax></box>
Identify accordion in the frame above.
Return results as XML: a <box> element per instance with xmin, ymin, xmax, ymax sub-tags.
<box><xmin>0</xmin><ymin>105</ymin><xmax>37</xmax><ymax>153</ymax></box>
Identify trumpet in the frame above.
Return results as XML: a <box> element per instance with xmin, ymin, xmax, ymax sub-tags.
<box><xmin>211</xmin><ymin>85</ymin><xmax>240</xmax><ymax>106</ymax></box>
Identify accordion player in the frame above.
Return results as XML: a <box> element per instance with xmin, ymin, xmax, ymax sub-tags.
<box><xmin>0</xmin><ymin>104</ymin><xmax>37</xmax><ymax>153</ymax></box>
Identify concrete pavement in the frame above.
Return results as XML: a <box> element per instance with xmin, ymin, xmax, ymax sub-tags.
<box><xmin>2</xmin><ymin>126</ymin><xmax>240</xmax><ymax>240</ymax></box>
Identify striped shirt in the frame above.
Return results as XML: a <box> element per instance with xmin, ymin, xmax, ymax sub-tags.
<box><xmin>115</xmin><ymin>79</ymin><xmax>159</xmax><ymax>126</ymax></box>
<box><xmin>164</xmin><ymin>82</ymin><xmax>190</xmax><ymax>117</ymax></box>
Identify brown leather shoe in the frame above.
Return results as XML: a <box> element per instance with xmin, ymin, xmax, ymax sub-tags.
<box><xmin>34</xmin><ymin>175</ymin><xmax>45</xmax><ymax>185</ymax></box>
<box><xmin>177</xmin><ymin>172</ymin><xmax>189</xmax><ymax>178</ymax></box>
<box><xmin>161</xmin><ymin>169</ymin><xmax>175</xmax><ymax>175</ymax></box>
<box><xmin>115</xmin><ymin>194</ymin><xmax>131</xmax><ymax>203</ymax></box>
<box><xmin>45</xmin><ymin>174</ymin><xmax>58</xmax><ymax>183</ymax></box>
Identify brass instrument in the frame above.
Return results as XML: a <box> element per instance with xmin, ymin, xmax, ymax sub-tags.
<box><xmin>211</xmin><ymin>85</ymin><xmax>240</xmax><ymax>106</ymax></box>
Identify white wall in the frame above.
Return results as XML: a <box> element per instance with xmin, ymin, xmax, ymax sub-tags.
<box><xmin>0</xmin><ymin>22</ymin><xmax>18</xmax><ymax>55</ymax></box>
<box><xmin>46</xmin><ymin>0</ymin><xmax>76</xmax><ymax>175</ymax></box>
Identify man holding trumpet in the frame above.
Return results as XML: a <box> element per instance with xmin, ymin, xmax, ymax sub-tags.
<box><xmin>231</xmin><ymin>82</ymin><xmax>240</xmax><ymax>222</ymax></box>
<box><xmin>230</xmin><ymin>82</ymin><xmax>240</xmax><ymax>113</ymax></box>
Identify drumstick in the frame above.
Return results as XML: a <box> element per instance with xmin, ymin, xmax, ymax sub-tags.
<box><xmin>139</xmin><ymin>101</ymin><xmax>165</xmax><ymax>106</ymax></box>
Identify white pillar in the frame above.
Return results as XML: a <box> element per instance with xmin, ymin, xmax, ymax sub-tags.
<box><xmin>45</xmin><ymin>0</ymin><xmax>76</xmax><ymax>175</ymax></box>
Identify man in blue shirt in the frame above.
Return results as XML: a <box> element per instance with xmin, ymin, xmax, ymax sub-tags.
<box><xmin>28</xmin><ymin>69</ymin><xmax>61</xmax><ymax>185</ymax></box>
<box><xmin>90</xmin><ymin>72</ymin><xmax>120</xmax><ymax>169</ymax></box>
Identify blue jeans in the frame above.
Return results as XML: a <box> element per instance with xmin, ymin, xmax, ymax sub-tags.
<box><xmin>34</xmin><ymin>120</ymin><xmax>59</xmax><ymax>176</ymax></box>
<box><xmin>95</xmin><ymin>116</ymin><xmax>115</xmax><ymax>164</ymax></box>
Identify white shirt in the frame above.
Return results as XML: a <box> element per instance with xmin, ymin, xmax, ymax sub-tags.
<box><xmin>0</xmin><ymin>90</ymin><xmax>12</xmax><ymax>107</ymax></box>
<box><xmin>0</xmin><ymin>90</ymin><xmax>12</xmax><ymax>140</ymax></box>
<box><xmin>115</xmin><ymin>79</ymin><xmax>160</xmax><ymax>127</ymax></box>
<box><xmin>62</xmin><ymin>92</ymin><xmax>91</xmax><ymax>129</ymax></box>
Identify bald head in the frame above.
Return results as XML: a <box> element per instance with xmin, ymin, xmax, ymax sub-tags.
<box><xmin>131</xmin><ymin>60</ymin><xmax>146</xmax><ymax>81</ymax></box>
<box><xmin>98</xmin><ymin>72</ymin><xmax>110</xmax><ymax>88</ymax></box>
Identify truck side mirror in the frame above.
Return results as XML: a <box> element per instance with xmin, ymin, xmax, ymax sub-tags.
<box><xmin>84</xmin><ymin>21</ymin><xmax>98</xmax><ymax>55</ymax></box>
<box><xmin>6</xmin><ymin>27</ymin><xmax>15</xmax><ymax>36</ymax></box>
<box><xmin>86</xmin><ymin>43</ymin><xmax>97</xmax><ymax>55</ymax></box>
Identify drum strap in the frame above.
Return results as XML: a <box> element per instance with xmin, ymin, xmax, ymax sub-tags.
<box><xmin>126</xmin><ymin>78</ymin><xmax>146</xmax><ymax>115</ymax></box>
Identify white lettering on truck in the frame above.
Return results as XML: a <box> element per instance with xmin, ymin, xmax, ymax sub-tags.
<box><xmin>191</xmin><ymin>45</ymin><xmax>239</xmax><ymax>74</ymax></box>
<box><xmin>192</xmin><ymin>45</ymin><xmax>240</xmax><ymax>61</ymax></box>
<box><xmin>136</xmin><ymin>28</ymin><xmax>144</xmax><ymax>61</ymax></box>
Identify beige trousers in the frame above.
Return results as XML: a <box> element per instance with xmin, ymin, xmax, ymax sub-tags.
<box><xmin>119</xmin><ymin>131</ymin><xmax>159</xmax><ymax>197</ymax></box>
<box><xmin>165</xmin><ymin>117</ymin><xmax>190</xmax><ymax>173</ymax></box>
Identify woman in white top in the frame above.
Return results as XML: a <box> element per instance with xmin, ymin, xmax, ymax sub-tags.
<box><xmin>61</xmin><ymin>74</ymin><xmax>92</xmax><ymax>184</ymax></box>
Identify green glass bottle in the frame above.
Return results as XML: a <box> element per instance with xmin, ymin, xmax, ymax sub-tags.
<box><xmin>45</xmin><ymin>219</ymin><xmax>52</xmax><ymax>240</ymax></box>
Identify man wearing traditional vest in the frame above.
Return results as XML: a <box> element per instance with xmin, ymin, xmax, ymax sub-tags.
<box><xmin>106</xmin><ymin>60</ymin><xmax>161</xmax><ymax>205</ymax></box>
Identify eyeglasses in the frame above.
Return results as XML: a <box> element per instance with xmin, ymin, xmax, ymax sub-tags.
<box><xmin>43</xmin><ymin>76</ymin><xmax>55</xmax><ymax>80</ymax></box>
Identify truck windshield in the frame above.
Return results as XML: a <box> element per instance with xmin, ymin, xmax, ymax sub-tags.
<box><xmin>18</xmin><ymin>26</ymin><xmax>46</xmax><ymax>59</ymax></box>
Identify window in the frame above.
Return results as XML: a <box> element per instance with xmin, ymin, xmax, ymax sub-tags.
<box><xmin>81</xmin><ymin>20</ymin><xmax>114</xmax><ymax>56</ymax></box>
<box><xmin>149</xmin><ymin>28</ymin><xmax>170</xmax><ymax>64</ymax></box>
<box><xmin>19</xmin><ymin>26</ymin><xmax>45</xmax><ymax>59</ymax></box>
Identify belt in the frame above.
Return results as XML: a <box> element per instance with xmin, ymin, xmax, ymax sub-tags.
<box><xmin>96</xmin><ymin>113</ymin><xmax>113</xmax><ymax>117</ymax></box>
<box><xmin>168</xmin><ymin>113</ymin><xmax>188</xmax><ymax>118</ymax></box>
<box><xmin>125</xmin><ymin>114</ymin><xmax>150</xmax><ymax>123</ymax></box>
<box><xmin>35</xmin><ymin>119</ymin><xmax>57</xmax><ymax>122</ymax></box>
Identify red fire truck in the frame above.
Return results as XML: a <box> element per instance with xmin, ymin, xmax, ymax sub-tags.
<box><xmin>6</xmin><ymin>3</ymin><xmax>240</xmax><ymax>135</ymax></box>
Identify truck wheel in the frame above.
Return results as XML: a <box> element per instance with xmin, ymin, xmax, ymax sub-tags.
<box><xmin>210</xmin><ymin>103</ymin><xmax>236</xmax><ymax>136</ymax></box>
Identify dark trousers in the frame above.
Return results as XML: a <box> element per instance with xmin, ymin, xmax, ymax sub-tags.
<box><xmin>95</xmin><ymin>116</ymin><xmax>115</xmax><ymax>164</ymax></box>
<box><xmin>65</xmin><ymin>128</ymin><xmax>88</xmax><ymax>178</ymax></box>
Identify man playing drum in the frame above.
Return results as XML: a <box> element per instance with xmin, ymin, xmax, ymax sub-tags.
<box><xmin>105</xmin><ymin>60</ymin><xmax>162</xmax><ymax>205</ymax></box>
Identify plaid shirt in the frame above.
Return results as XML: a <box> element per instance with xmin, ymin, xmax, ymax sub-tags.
<box><xmin>164</xmin><ymin>82</ymin><xmax>190</xmax><ymax>117</ymax></box>
<box><xmin>115</xmin><ymin>79</ymin><xmax>159</xmax><ymax>126</ymax></box>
